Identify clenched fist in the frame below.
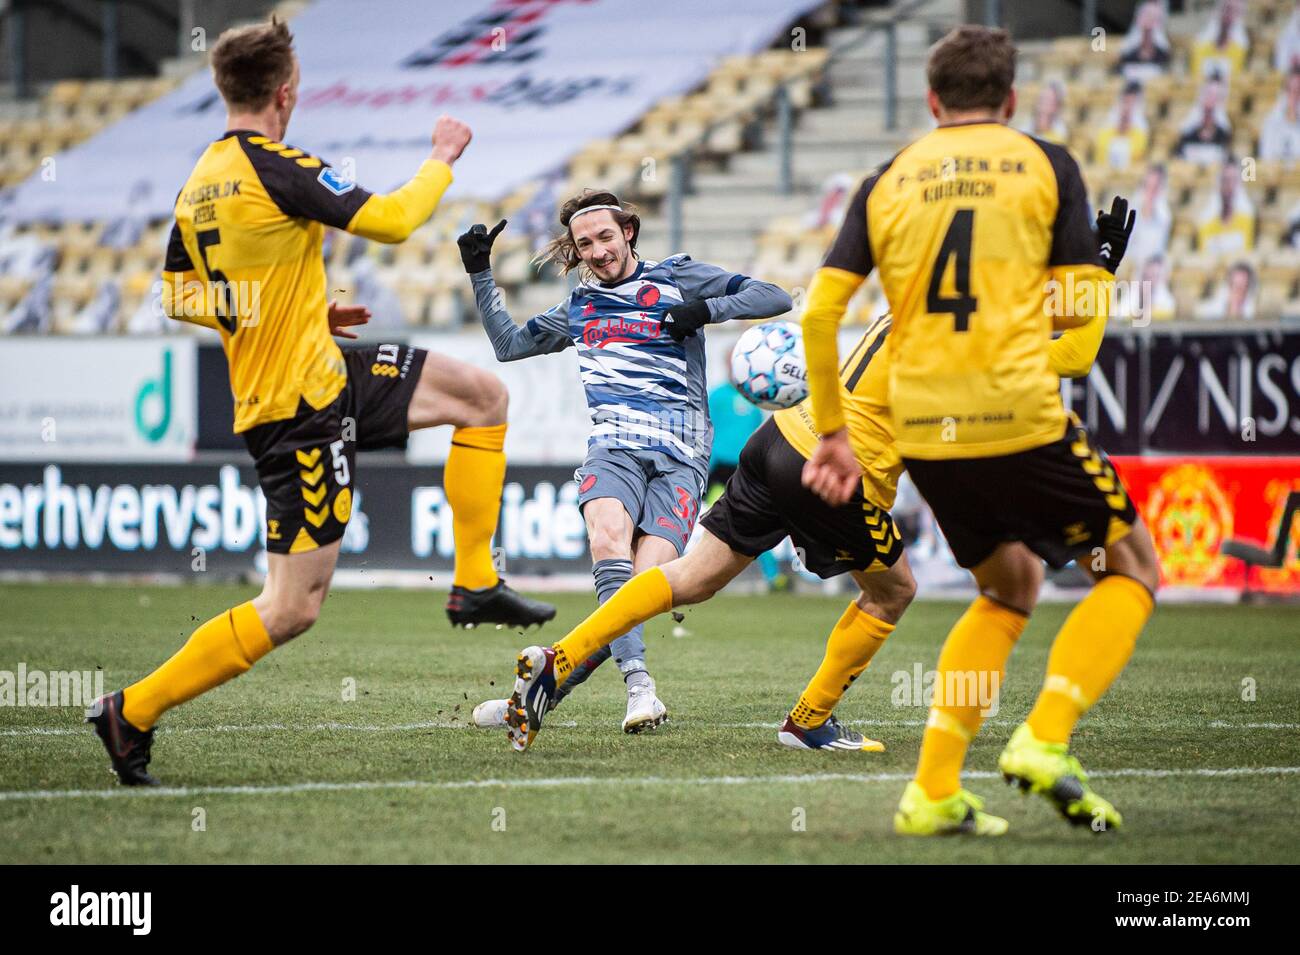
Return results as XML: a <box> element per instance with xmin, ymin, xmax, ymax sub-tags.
<box><xmin>431</xmin><ymin>114</ymin><xmax>472</xmax><ymax>166</ymax></box>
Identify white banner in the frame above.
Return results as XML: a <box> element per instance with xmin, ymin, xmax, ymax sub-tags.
<box><xmin>0</xmin><ymin>339</ymin><xmax>197</xmax><ymax>461</ymax></box>
<box><xmin>9</xmin><ymin>0</ymin><xmax>819</xmax><ymax>224</ymax></box>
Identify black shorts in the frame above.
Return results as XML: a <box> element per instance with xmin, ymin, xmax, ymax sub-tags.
<box><xmin>242</xmin><ymin>344</ymin><xmax>426</xmax><ymax>554</ymax></box>
<box><xmin>903</xmin><ymin>414</ymin><xmax>1138</xmax><ymax>570</ymax></box>
<box><xmin>701</xmin><ymin>418</ymin><xmax>904</xmax><ymax>578</ymax></box>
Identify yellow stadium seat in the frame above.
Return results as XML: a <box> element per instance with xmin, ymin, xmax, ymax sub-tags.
<box><xmin>0</xmin><ymin>275</ymin><xmax>33</xmax><ymax>304</ymax></box>
<box><xmin>426</xmin><ymin>288</ymin><xmax>464</xmax><ymax>329</ymax></box>
<box><xmin>492</xmin><ymin>237</ymin><xmax>532</xmax><ymax>286</ymax></box>
<box><xmin>46</xmin><ymin>80</ymin><xmax>85</xmax><ymax>107</ymax></box>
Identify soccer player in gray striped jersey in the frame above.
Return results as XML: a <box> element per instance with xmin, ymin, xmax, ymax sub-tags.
<box><xmin>458</xmin><ymin>189</ymin><xmax>791</xmax><ymax>734</ymax></box>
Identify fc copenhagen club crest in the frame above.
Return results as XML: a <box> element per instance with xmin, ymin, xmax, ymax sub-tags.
<box><xmin>636</xmin><ymin>284</ymin><xmax>660</xmax><ymax>308</ymax></box>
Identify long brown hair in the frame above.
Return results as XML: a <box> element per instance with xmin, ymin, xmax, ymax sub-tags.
<box><xmin>535</xmin><ymin>189</ymin><xmax>641</xmax><ymax>278</ymax></box>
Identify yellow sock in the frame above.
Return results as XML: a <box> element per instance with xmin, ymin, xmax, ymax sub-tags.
<box><xmin>553</xmin><ymin>567</ymin><xmax>673</xmax><ymax>683</ymax></box>
<box><xmin>446</xmin><ymin>423</ymin><xmax>507</xmax><ymax>590</ymax></box>
<box><xmin>1026</xmin><ymin>575</ymin><xmax>1154</xmax><ymax>745</ymax></box>
<box><xmin>915</xmin><ymin>596</ymin><xmax>1026</xmax><ymax>800</ymax></box>
<box><xmin>122</xmin><ymin>601</ymin><xmax>273</xmax><ymax>730</ymax></box>
<box><xmin>791</xmin><ymin>602</ymin><xmax>893</xmax><ymax>728</ymax></box>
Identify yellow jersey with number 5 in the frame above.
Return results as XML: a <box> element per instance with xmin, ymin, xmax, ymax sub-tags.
<box><xmin>820</xmin><ymin>122</ymin><xmax>1107</xmax><ymax>460</ymax></box>
<box><xmin>162</xmin><ymin>129</ymin><xmax>452</xmax><ymax>433</ymax></box>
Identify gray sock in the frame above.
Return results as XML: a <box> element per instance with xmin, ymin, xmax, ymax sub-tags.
<box><xmin>592</xmin><ymin>558</ymin><xmax>648</xmax><ymax>675</ymax></box>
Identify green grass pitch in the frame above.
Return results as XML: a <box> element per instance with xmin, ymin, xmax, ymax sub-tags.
<box><xmin>1</xmin><ymin>582</ymin><xmax>1297</xmax><ymax>863</ymax></box>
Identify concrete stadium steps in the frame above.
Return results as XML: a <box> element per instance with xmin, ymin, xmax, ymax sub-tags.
<box><xmin>624</xmin><ymin>0</ymin><xmax>962</xmax><ymax>276</ymax></box>
<box><xmin>511</xmin><ymin>0</ymin><xmax>963</xmax><ymax>306</ymax></box>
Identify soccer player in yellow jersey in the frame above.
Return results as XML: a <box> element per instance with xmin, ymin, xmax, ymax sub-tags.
<box><xmin>495</xmin><ymin>290</ymin><xmax>1122</xmax><ymax>755</ymax></box>
<box><xmin>87</xmin><ymin>18</ymin><xmax>553</xmax><ymax>786</ymax></box>
<box><xmin>498</xmin><ymin>315</ymin><xmax>915</xmax><ymax>752</ymax></box>
<box><xmin>802</xmin><ymin>26</ymin><xmax>1159</xmax><ymax>835</ymax></box>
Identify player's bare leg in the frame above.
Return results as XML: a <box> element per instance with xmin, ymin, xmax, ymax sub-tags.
<box><xmin>254</xmin><ymin>542</ymin><xmax>343</xmax><ymax>645</ymax></box>
<box><xmin>89</xmin><ymin>543</ymin><xmax>340</xmax><ymax>785</ymax></box>
<box><xmin>779</xmin><ymin>555</ymin><xmax>917</xmax><ymax>753</ymax></box>
<box><xmin>647</xmin><ymin>528</ymin><xmax>752</xmax><ymax>603</ymax></box>
<box><xmin>1001</xmin><ymin>521</ymin><xmax>1157</xmax><ymax>830</ymax></box>
<box><xmin>406</xmin><ymin>352</ymin><xmax>555</xmax><ymax>630</ymax></box>
<box><xmin>505</xmin><ymin>532</ymin><xmax>918</xmax><ymax>752</ymax></box>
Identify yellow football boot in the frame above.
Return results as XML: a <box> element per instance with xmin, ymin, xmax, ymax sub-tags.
<box><xmin>893</xmin><ymin>781</ymin><xmax>1009</xmax><ymax>836</ymax></box>
<box><xmin>998</xmin><ymin>723</ymin><xmax>1122</xmax><ymax>831</ymax></box>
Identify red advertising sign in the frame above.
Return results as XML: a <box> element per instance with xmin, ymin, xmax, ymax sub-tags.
<box><xmin>1112</xmin><ymin>456</ymin><xmax>1300</xmax><ymax>593</ymax></box>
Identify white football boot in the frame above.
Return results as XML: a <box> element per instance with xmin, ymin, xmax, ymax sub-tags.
<box><xmin>622</xmin><ymin>677</ymin><xmax>668</xmax><ymax>734</ymax></box>
<box><xmin>471</xmin><ymin>698</ymin><xmax>510</xmax><ymax>728</ymax></box>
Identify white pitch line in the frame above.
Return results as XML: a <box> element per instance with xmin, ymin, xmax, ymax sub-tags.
<box><xmin>0</xmin><ymin>766</ymin><xmax>1297</xmax><ymax>803</ymax></box>
<box><xmin>718</xmin><ymin>718</ymin><xmax>1300</xmax><ymax>730</ymax></box>
<box><xmin>1</xmin><ymin>717</ymin><xmax>1294</xmax><ymax>738</ymax></box>
<box><xmin>0</xmin><ymin>719</ymin><xmax>582</xmax><ymax>738</ymax></box>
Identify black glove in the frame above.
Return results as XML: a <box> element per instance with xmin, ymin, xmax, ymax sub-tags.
<box><xmin>457</xmin><ymin>219</ymin><xmax>507</xmax><ymax>274</ymax></box>
<box><xmin>1096</xmin><ymin>196</ymin><xmax>1135</xmax><ymax>274</ymax></box>
<box><xmin>662</xmin><ymin>299</ymin><xmax>711</xmax><ymax>342</ymax></box>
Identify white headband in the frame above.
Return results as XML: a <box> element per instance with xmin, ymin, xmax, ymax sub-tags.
<box><xmin>568</xmin><ymin>203</ymin><xmax>624</xmax><ymax>223</ymax></box>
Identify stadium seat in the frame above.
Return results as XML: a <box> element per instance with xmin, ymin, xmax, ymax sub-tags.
<box><xmin>5</xmin><ymin>0</ymin><xmax>1295</xmax><ymax>336</ymax></box>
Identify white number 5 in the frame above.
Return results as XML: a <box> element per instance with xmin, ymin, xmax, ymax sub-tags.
<box><xmin>330</xmin><ymin>439</ymin><xmax>350</xmax><ymax>486</ymax></box>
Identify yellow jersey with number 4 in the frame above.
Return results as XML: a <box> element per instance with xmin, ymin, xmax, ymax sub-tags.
<box><xmin>806</xmin><ymin>121</ymin><xmax>1108</xmax><ymax>461</ymax></box>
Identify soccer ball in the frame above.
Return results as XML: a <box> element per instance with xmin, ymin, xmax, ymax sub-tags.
<box><xmin>729</xmin><ymin>320</ymin><xmax>809</xmax><ymax>410</ymax></box>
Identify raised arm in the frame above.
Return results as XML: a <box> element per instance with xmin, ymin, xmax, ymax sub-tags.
<box><xmin>1039</xmin><ymin>140</ymin><xmax>1112</xmax><ymax>332</ymax></box>
<box><xmin>459</xmin><ymin>219</ymin><xmax>571</xmax><ymax>361</ymax></box>
<box><xmin>344</xmin><ymin>159</ymin><xmax>453</xmax><ymax>244</ymax></box>
<box><xmin>804</xmin><ymin>174</ymin><xmax>875</xmax><ymax>437</ymax></box>
<box><xmin>470</xmin><ymin>268</ymin><xmax>572</xmax><ymax>362</ymax></box>
<box><xmin>240</xmin><ymin>115</ymin><xmax>470</xmax><ymax>246</ymax></box>
<box><xmin>347</xmin><ymin>116</ymin><xmax>469</xmax><ymax>241</ymax></box>
<box><xmin>799</xmin><ymin>172</ymin><xmax>877</xmax><ymax>506</ymax></box>
<box><xmin>662</xmin><ymin>256</ymin><xmax>793</xmax><ymax>341</ymax></box>
<box><xmin>1050</xmin><ymin>195</ymin><xmax>1133</xmax><ymax>378</ymax></box>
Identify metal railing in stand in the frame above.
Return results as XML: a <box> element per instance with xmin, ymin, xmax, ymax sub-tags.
<box><xmin>984</xmin><ymin>0</ymin><xmax>1100</xmax><ymax>34</ymax></box>
<box><xmin>656</xmin><ymin>0</ymin><xmax>940</xmax><ymax>245</ymax></box>
<box><xmin>1081</xmin><ymin>0</ymin><xmax>1098</xmax><ymax>34</ymax></box>
<box><xmin>102</xmin><ymin>0</ymin><xmax>120</xmax><ymax>80</ymax></box>
<box><xmin>667</xmin><ymin>153</ymin><xmax>688</xmax><ymax>253</ymax></box>
<box><xmin>7</xmin><ymin>1</ymin><xmax>30</xmax><ymax>100</ymax></box>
